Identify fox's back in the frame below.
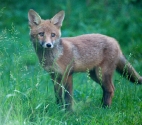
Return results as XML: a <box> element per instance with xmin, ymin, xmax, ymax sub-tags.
<box><xmin>61</xmin><ymin>34</ymin><xmax>122</xmax><ymax>72</ymax></box>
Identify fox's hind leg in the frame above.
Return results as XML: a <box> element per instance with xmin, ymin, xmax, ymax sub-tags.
<box><xmin>90</xmin><ymin>67</ymin><xmax>115</xmax><ymax>107</ymax></box>
<box><xmin>101</xmin><ymin>73</ymin><xmax>115</xmax><ymax>107</ymax></box>
<box><xmin>100</xmin><ymin>62</ymin><xmax>116</xmax><ymax>107</ymax></box>
<box><xmin>89</xmin><ymin>68</ymin><xmax>101</xmax><ymax>84</ymax></box>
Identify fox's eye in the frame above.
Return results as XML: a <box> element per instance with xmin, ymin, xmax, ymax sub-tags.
<box><xmin>38</xmin><ymin>32</ymin><xmax>44</xmax><ymax>36</ymax></box>
<box><xmin>51</xmin><ymin>33</ymin><xmax>55</xmax><ymax>37</ymax></box>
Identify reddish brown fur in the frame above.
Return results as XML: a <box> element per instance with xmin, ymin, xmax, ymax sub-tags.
<box><xmin>28</xmin><ymin>9</ymin><xmax>142</xmax><ymax>111</ymax></box>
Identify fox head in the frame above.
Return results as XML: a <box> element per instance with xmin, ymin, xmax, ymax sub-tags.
<box><xmin>28</xmin><ymin>9</ymin><xmax>65</xmax><ymax>49</ymax></box>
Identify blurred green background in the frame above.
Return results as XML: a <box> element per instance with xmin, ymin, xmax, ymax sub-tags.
<box><xmin>0</xmin><ymin>0</ymin><xmax>142</xmax><ymax>124</ymax></box>
<box><xmin>1</xmin><ymin>0</ymin><xmax>142</xmax><ymax>76</ymax></box>
<box><xmin>1</xmin><ymin>0</ymin><xmax>142</xmax><ymax>56</ymax></box>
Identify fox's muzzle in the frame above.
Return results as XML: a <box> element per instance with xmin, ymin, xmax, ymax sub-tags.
<box><xmin>46</xmin><ymin>43</ymin><xmax>52</xmax><ymax>48</ymax></box>
<box><xmin>40</xmin><ymin>41</ymin><xmax>53</xmax><ymax>48</ymax></box>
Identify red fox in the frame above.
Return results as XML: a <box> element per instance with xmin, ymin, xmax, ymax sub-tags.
<box><xmin>28</xmin><ymin>9</ymin><xmax>142</xmax><ymax>111</ymax></box>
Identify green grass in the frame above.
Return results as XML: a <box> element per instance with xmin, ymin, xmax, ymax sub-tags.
<box><xmin>0</xmin><ymin>0</ymin><xmax>142</xmax><ymax>124</ymax></box>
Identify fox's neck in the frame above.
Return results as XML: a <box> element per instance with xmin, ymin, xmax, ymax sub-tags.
<box><xmin>33</xmin><ymin>39</ymin><xmax>63</xmax><ymax>69</ymax></box>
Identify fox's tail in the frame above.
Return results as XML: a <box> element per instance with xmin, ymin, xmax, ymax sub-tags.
<box><xmin>116</xmin><ymin>55</ymin><xmax>142</xmax><ymax>84</ymax></box>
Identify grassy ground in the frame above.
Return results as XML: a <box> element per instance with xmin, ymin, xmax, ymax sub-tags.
<box><xmin>0</xmin><ymin>1</ymin><xmax>142</xmax><ymax>124</ymax></box>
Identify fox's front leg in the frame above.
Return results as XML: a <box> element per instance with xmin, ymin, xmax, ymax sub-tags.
<box><xmin>50</xmin><ymin>74</ymin><xmax>64</xmax><ymax>108</ymax></box>
<box><xmin>64</xmin><ymin>75</ymin><xmax>73</xmax><ymax>111</ymax></box>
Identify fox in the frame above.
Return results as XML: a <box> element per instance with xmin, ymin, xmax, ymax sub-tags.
<box><xmin>28</xmin><ymin>9</ymin><xmax>142</xmax><ymax>111</ymax></box>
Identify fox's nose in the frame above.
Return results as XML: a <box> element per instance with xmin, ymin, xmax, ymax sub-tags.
<box><xmin>46</xmin><ymin>43</ymin><xmax>52</xmax><ymax>48</ymax></box>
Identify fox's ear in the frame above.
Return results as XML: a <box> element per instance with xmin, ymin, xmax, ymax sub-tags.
<box><xmin>51</xmin><ymin>11</ymin><xmax>65</xmax><ymax>27</ymax></box>
<box><xmin>28</xmin><ymin>9</ymin><xmax>41</xmax><ymax>27</ymax></box>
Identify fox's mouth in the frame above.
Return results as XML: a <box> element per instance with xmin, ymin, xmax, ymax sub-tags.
<box><xmin>40</xmin><ymin>41</ymin><xmax>54</xmax><ymax>48</ymax></box>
